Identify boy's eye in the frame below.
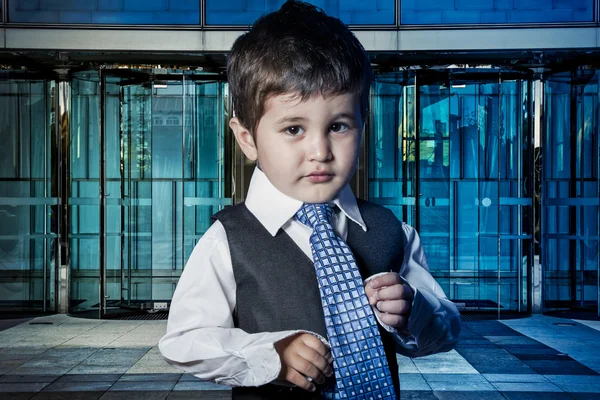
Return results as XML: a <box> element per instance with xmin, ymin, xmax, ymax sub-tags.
<box><xmin>285</xmin><ymin>126</ymin><xmax>304</xmax><ymax>136</ymax></box>
<box><xmin>330</xmin><ymin>123</ymin><xmax>348</xmax><ymax>133</ymax></box>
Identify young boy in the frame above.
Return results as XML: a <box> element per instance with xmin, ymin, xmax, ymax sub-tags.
<box><xmin>159</xmin><ymin>1</ymin><xmax>461</xmax><ymax>399</ymax></box>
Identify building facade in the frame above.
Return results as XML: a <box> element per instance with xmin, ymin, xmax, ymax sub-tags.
<box><xmin>0</xmin><ymin>0</ymin><xmax>598</xmax><ymax>319</ymax></box>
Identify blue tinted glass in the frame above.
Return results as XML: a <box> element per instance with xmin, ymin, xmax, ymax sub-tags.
<box><xmin>370</xmin><ymin>70</ymin><xmax>533</xmax><ymax>313</ymax></box>
<box><xmin>401</xmin><ymin>0</ymin><xmax>594</xmax><ymax>24</ymax></box>
<box><xmin>8</xmin><ymin>0</ymin><xmax>200</xmax><ymax>24</ymax></box>
<box><xmin>206</xmin><ymin>0</ymin><xmax>395</xmax><ymax>25</ymax></box>
<box><xmin>543</xmin><ymin>71</ymin><xmax>600</xmax><ymax>310</ymax></box>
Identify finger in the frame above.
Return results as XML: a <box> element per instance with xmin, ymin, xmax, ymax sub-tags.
<box><xmin>291</xmin><ymin>355</ymin><xmax>326</xmax><ymax>385</ymax></box>
<box><xmin>298</xmin><ymin>347</ymin><xmax>332</xmax><ymax>382</ymax></box>
<box><xmin>379</xmin><ymin>312</ymin><xmax>407</xmax><ymax>328</ymax></box>
<box><xmin>377</xmin><ymin>283</ymin><xmax>413</xmax><ymax>301</ymax></box>
<box><xmin>368</xmin><ymin>272</ymin><xmax>401</xmax><ymax>290</ymax></box>
<box><xmin>364</xmin><ymin>283</ymin><xmax>375</xmax><ymax>299</ymax></box>
<box><xmin>285</xmin><ymin>368</ymin><xmax>316</xmax><ymax>392</ymax></box>
<box><xmin>302</xmin><ymin>335</ymin><xmax>330</xmax><ymax>359</ymax></box>
<box><xmin>376</xmin><ymin>299</ymin><xmax>411</xmax><ymax>314</ymax></box>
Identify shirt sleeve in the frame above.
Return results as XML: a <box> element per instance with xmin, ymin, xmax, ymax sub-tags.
<box><xmin>158</xmin><ymin>221</ymin><xmax>302</xmax><ymax>387</ymax></box>
<box><xmin>366</xmin><ymin>224</ymin><xmax>461</xmax><ymax>358</ymax></box>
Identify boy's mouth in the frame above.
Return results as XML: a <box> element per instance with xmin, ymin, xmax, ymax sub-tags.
<box><xmin>306</xmin><ymin>171</ymin><xmax>334</xmax><ymax>183</ymax></box>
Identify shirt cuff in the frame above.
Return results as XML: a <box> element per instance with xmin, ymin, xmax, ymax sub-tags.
<box><xmin>216</xmin><ymin>330</ymin><xmax>329</xmax><ymax>387</ymax></box>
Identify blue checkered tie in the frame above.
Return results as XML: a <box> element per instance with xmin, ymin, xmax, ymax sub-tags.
<box><xmin>295</xmin><ymin>203</ymin><xmax>397</xmax><ymax>400</ymax></box>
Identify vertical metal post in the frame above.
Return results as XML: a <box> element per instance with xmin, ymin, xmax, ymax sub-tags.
<box><xmin>497</xmin><ymin>73</ymin><xmax>502</xmax><ymax>320</ymax></box>
<box><xmin>414</xmin><ymin>72</ymin><xmax>420</xmax><ymax>231</ymax></box>
<box><xmin>56</xmin><ymin>70</ymin><xmax>71</xmax><ymax>314</ymax></box>
<box><xmin>526</xmin><ymin>77</ymin><xmax>534</xmax><ymax>314</ymax></box>
<box><xmin>532</xmin><ymin>75</ymin><xmax>544</xmax><ymax>313</ymax></box>
<box><xmin>569</xmin><ymin>77</ymin><xmax>578</xmax><ymax>308</ymax></box>
<box><xmin>2</xmin><ymin>0</ymin><xmax>8</xmax><ymax>23</ymax></box>
<box><xmin>99</xmin><ymin>68</ymin><xmax>106</xmax><ymax>318</ymax></box>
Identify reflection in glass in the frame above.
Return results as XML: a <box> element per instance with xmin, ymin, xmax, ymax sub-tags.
<box><xmin>206</xmin><ymin>0</ymin><xmax>394</xmax><ymax>25</ymax></box>
<box><xmin>370</xmin><ymin>70</ymin><xmax>532</xmax><ymax>315</ymax></box>
<box><xmin>401</xmin><ymin>0</ymin><xmax>594</xmax><ymax>24</ymax></box>
<box><xmin>0</xmin><ymin>77</ymin><xmax>56</xmax><ymax>312</ymax></box>
<box><xmin>543</xmin><ymin>70</ymin><xmax>600</xmax><ymax>313</ymax></box>
<box><xmin>69</xmin><ymin>71</ymin><xmax>230</xmax><ymax>317</ymax></box>
<box><xmin>8</xmin><ymin>0</ymin><xmax>200</xmax><ymax>24</ymax></box>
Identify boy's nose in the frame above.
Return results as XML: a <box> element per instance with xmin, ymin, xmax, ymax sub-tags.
<box><xmin>307</xmin><ymin>135</ymin><xmax>332</xmax><ymax>162</ymax></box>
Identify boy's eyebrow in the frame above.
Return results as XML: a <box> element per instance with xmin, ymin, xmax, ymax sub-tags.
<box><xmin>275</xmin><ymin>116</ymin><xmax>307</xmax><ymax>125</ymax></box>
<box><xmin>276</xmin><ymin>113</ymin><xmax>358</xmax><ymax>125</ymax></box>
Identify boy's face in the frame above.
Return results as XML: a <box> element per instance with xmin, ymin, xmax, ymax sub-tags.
<box><xmin>231</xmin><ymin>92</ymin><xmax>363</xmax><ymax>203</ymax></box>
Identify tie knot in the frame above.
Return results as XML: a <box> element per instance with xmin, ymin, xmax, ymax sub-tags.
<box><xmin>295</xmin><ymin>203</ymin><xmax>334</xmax><ymax>229</ymax></box>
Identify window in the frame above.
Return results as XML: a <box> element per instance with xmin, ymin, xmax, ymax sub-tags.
<box><xmin>205</xmin><ymin>0</ymin><xmax>395</xmax><ymax>25</ymax></box>
<box><xmin>401</xmin><ymin>0</ymin><xmax>594</xmax><ymax>25</ymax></box>
<box><xmin>8</xmin><ymin>0</ymin><xmax>200</xmax><ymax>24</ymax></box>
<box><xmin>166</xmin><ymin>116</ymin><xmax>179</xmax><ymax>126</ymax></box>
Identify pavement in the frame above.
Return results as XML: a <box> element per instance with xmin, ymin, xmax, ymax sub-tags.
<box><xmin>0</xmin><ymin>314</ymin><xmax>600</xmax><ymax>399</ymax></box>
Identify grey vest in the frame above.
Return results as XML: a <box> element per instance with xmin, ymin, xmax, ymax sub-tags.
<box><xmin>213</xmin><ymin>199</ymin><xmax>405</xmax><ymax>399</ymax></box>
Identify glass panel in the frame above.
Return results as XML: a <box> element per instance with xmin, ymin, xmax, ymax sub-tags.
<box><xmin>401</xmin><ymin>0</ymin><xmax>594</xmax><ymax>24</ymax></box>
<box><xmin>8</xmin><ymin>0</ymin><xmax>200</xmax><ymax>24</ymax></box>
<box><xmin>543</xmin><ymin>70</ymin><xmax>600</xmax><ymax>313</ymax></box>
<box><xmin>371</xmin><ymin>69</ymin><xmax>532</xmax><ymax>315</ymax></box>
<box><xmin>70</xmin><ymin>70</ymin><xmax>230</xmax><ymax>317</ymax></box>
<box><xmin>0</xmin><ymin>77</ymin><xmax>57</xmax><ymax>313</ymax></box>
<box><xmin>70</xmin><ymin>71</ymin><xmax>101</xmax><ymax>315</ymax></box>
<box><xmin>206</xmin><ymin>0</ymin><xmax>395</xmax><ymax>25</ymax></box>
<box><xmin>368</xmin><ymin>72</ymin><xmax>415</xmax><ymax>225</ymax></box>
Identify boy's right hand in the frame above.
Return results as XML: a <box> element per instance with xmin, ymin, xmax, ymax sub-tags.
<box><xmin>274</xmin><ymin>333</ymin><xmax>334</xmax><ymax>392</ymax></box>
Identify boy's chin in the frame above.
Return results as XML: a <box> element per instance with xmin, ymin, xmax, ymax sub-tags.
<box><xmin>292</xmin><ymin>188</ymin><xmax>341</xmax><ymax>204</ymax></box>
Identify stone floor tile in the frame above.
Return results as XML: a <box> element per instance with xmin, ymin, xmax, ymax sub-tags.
<box><xmin>422</xmin><ymin>373</ymin><xmax>487</xmax><ymax>383</ymax></box>
<box><xmin>30</xmin><ymin>391</ymin><xmax>105</xmax><ymax>400</ymax></box>
<box><xmin>53</xmin><ymin>374</ymin><xmax>121</xmax><ymax>383</ymax></box>
<box><xmin>66</xmin><ymin>366</ymin><xmax>130</xmax><ymax>375</ymax></box>
<box><xmin>125</xmin><ymin>365</ymin><xmax>182</xmax><ymax>374</ymax></box>
<box><xmin>434</xmin><ymin>391</ymin><xmax>506</xmax><ymax>400</ymax></box>
<box><xmin>500</xmin><ymin>392</ymin><xmax>576</xmax><ymax>400</ymax></box>
<box><xmin>109</xmin><ymin>381</ymin><xmax>175</xmax><ymax>391</ymax></box>
<box><xmin>570</xmin><ymin>393</ymin><xmax>600</xmax><ymax>399</ymax></box>
<box><xmin>166</xmin><ymin>391</ymin><xmax>232</xmax><ymax>400</ymax></box>
<box><xmin>99</xmin><ymin>391</ymin><xmax>170</xmax><ymax>400</ymax></box>
<box><xmin>399</xmin><ymin>391</ymin><xmax>438</xmax><ymax>399</ymax></box>
<box><xmin>0</xmin><ymin>383</ymin><xmax>48</xmax><ymax>393</ymax></box>
<box><xmin>483</xmin><ymin>373</ymin><xmax>550</xmax><ymax>383</ymax></box>
<box><xmin>172</xmin><ymin>382</ymin><xmax>231</xmax><ymax>391</ymax></box>
<box><xmin>42</xmin><ymin>381</ymin><xmax>113</xmax><ymax>392</ymax></box>
<box><xmin>0</xmin><ymin>392</ymin><xmax>34</xmax><ymax>400</ymax></box>
<box><xmin>0</xmin><ymin>375</ymin><xmax>58</xmax><ymax>384</ymax></box>
<box><xmin>118</xmin><ymin>373</ymin><xmax>181</xmax><ymax>382</ymax></box>
<box><xmin>491</xmin><ymin>382</ymin><xmax>563</xmax><ymax>392</ymax></box>
<box><xmin>399</xmin><ymin>373</ymin><xmax>430</xmax><ymax>391</ymax></box>
<box><xmin>427</xmin><ymin>380</ymin><xmax>496</xmax><ymax>391</ymax></box>
<box><xmin>544</xmin><ymin>375</ymin><xmax>600</xmax><ymax>385</ymax></box>
<box><xmin>177</xmin><ymin>374</ymin><xmax>203</xmax><ymax>382</ymax></box>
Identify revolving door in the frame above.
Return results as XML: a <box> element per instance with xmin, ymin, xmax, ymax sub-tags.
<box><xmin>368</xmin><ymin>69</ymin><xmax>534</xmax><ymax>316</ymax></box>
<box><xmin>69</xmin><ymin>70</ymin><xmax>231</xmax><ymax>318</ymax></box>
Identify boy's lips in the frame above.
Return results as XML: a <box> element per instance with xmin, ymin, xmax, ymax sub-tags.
<box><xmin>306</xmin><ymin>171</ymin><xmax>334</xmax><ymax>183</ymax></box>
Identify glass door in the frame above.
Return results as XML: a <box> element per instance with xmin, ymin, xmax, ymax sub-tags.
<box><xmin>543</xmin><ymin>70</ymin><xmax>600</xmax><ymax>316</ymax></box>
<box><xmin>417</xmin><ymin>70</ymin><xmax>532</xmax><ymax>315</ymax></box>
<box><xmin>0</xmin><ymin>74</ymin><xmax>57</xmax><ymax>314</ymax></box>
<box><xmin>102</xmin><ymin>71</ymin><xmax>230</xmax><ymax>317</ymax></box>
<box><xmin>69</xmin><ymin>69</ymin><xmax>230</xmax><ymax>318</ymax></box>
<box><xmin>369</xmin><ymin>69</ymin><xmax>533</xmax><ymax>316</ymax></box>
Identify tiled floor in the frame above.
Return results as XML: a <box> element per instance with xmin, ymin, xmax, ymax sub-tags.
<box><xmin>1</xmin><ymin>314</ymin><xmax>599</xmax><ymax>399</ymax></box>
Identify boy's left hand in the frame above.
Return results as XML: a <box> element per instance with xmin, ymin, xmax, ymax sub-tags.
<box><xmin>364</xmin><ymin>272</ymin><xmax>414</xmax><ymax>331</ymax></box>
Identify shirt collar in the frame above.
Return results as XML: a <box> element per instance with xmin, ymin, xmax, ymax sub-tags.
<box><xmin>245</xmin><ymin>167</ymin><xmax>367</xmax><ymax>236</ymax></box>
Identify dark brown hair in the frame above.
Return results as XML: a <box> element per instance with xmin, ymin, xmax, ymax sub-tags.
<box><xmin>227</xmin><ymin>0</ymin><xmax>372</xmax><ymax>134</ymax></box>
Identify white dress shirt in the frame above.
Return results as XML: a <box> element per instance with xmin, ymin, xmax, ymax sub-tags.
<box><xmin>159</xmin><ymin>168</ymin><xmax>461</xmax><ymax>387</ymax></box>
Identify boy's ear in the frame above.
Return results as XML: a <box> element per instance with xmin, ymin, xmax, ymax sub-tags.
<box><xmin>230</xmin><ymin>117</ymin><xmax>258</xmax><ymax>161</ymax></box>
